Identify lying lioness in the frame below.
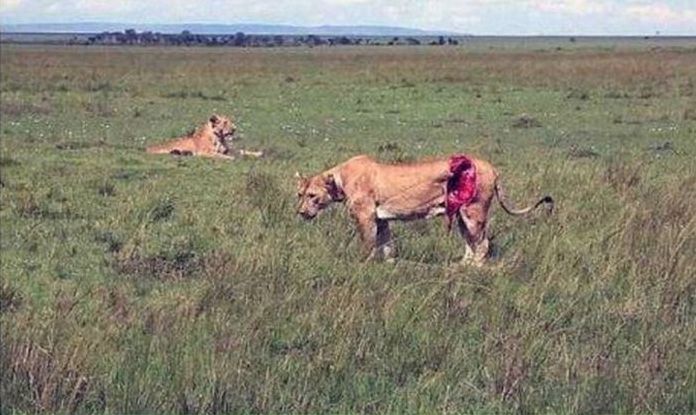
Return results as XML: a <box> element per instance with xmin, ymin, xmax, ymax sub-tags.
<box><xmin>296</xmin><ymin>154</ymin><xmax>553</xmax><ymax>266</ymax></box>
<box><xmin>146</xmin><ymin>114</ymin><xmax>263</xmax><ymax>160</ymax></box>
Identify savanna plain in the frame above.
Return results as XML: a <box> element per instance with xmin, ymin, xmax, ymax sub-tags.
<box><xmin>1</xmin><ymin>41</ymin><xmax>695</xmax><ymax>414</ymax></box>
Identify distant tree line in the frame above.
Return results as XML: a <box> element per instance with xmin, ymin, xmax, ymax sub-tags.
<box><xmin>85</xmin><ymin>29</ymin><xmax>461</xmax><ymax>47</ymax></box>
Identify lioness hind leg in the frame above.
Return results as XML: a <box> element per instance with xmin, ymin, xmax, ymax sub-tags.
<box><xmin>376</xmin><ymin>219</ymin><xmax>396</xmax><ymax>262</ymax></box>
<box><xmin>455</xmin><ymin>216</ymin><xmax>476</xmax><ymax>265</ymax></box>
<box><xmin>456</xmin><ymin>206</ymin><xmax>490</xmax><ymax>267</ymax></box>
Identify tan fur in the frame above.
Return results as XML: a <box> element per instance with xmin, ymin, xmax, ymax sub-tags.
<box><xmin>296</xmin><ymin>154</ymin><xmax>553</xmax><ymax>266</ymax></box>
<box><xmin>146</xmin><ymin>114</ymin><xmax>263</xmax><ymax>160</ymax></box>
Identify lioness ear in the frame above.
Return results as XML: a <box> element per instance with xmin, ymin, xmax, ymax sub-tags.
<box><xmin>209</xmin><ymin>114</ymin><xmax>220</xmax><ymax>125</ymax></box>
<box><xmin>324</xmin><ymin>173</ymin><xmax>345</xmax><ymax>201</ymax></box>
<box><xmin>295</xmin><ymin>172</ymin><xmax>307</xmax><ymax>192</ymax></box>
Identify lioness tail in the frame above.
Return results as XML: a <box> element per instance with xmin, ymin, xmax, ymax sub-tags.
<box><xmin>494</xmin><ymin>179</ymin><xmax>554</xmax><ymax>216</ymax></box>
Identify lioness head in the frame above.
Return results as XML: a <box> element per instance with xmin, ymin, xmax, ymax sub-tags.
<box><xmin>209</xmin><ymin>114</ymin><xmax>236</xmax><ymax>138</ymax></box>
<box><xmin>208</xmin><ymin>114</ymin><xmax>237</xmax><ymax>154</ymax></box>
<box><xmin>296</xmin><ymin>172</ymin><xmax>344</xmax><ymax>220</ymax></box>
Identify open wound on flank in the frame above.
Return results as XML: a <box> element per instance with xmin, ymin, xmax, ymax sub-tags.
<box><xmin>445</xmin><ymin>154</ymin><xmax>477</xmax><ymax>229</ymax></box>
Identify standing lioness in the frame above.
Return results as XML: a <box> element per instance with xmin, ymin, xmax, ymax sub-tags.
<box><xmin>296</xmin><ymin>154</ymin><xmax>553</xmax><ymax>265</ymax></box>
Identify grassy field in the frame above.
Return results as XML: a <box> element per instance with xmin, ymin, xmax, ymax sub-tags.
<box><xmin>1</xmin><ymin>43</ymin><xmax>695</xmax><ymax>414</ymax></box>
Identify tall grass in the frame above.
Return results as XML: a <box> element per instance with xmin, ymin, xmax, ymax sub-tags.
<box><xmin>1</xmin><ymin>43</ymin><xmax>695</xmax><ymax>414</ymax></box>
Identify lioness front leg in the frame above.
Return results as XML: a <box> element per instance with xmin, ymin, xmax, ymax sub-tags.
<box><xmin>356</xmin><ymin>218</ymin><xmax>395</xmax><ymax>262</ymax></box>
<box><xmin>204</xmin><ymin>153</ymin><xmax>235</xmax><ymax>161</ymax></box>
<box><xmin>238</xmin><ymin>149</ymin><xmax>264</xmax><ymax>158</ymax></box>
<box><xmin>354</xmin><ymin>215</ymin><xmax>378</xmax><ymax>261</ymax></box>
<box><xmin>196</xmin><ymin>151</ymin><xmax>235</xmax><ymax>160</ymax></box>
<box><xmin>349</xmin><ymin>198</ymin><xmax>383</xmax><ymax>261</ymax></box>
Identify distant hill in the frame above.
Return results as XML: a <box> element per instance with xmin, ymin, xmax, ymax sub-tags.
<box><xmin>0</xmin><ymin>22</ymin><xmax>460</xmax><ymax>36</ymax></box>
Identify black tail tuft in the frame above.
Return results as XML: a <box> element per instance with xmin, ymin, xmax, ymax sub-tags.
<box><xmin>537</xmin><ymin>195</ymin><xmax>554</xmax><ymax>215</ymax></box>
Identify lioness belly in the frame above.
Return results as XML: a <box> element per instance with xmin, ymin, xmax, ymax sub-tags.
<box><xmin>376</xmin><ymin>204</ymin><xmax>446</xmax><ymax>220</ymax></box>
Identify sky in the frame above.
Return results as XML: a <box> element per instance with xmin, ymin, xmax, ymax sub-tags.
<box><xmin>1</xmin><ymin>0</ymin><xmax>695</xmax><ymax>35</ymax></box>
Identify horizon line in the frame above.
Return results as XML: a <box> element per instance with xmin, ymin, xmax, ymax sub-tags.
<box><xmin>1</xmin><ymin>22</ymin><xmax>694</xmax><ymax>37</ymax></box>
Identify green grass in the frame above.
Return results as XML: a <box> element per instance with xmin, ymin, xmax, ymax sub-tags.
<box><xmin>1</xmin><ymin>44</ymin><xmax>695</xmax><ymax>414</ymax></box>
